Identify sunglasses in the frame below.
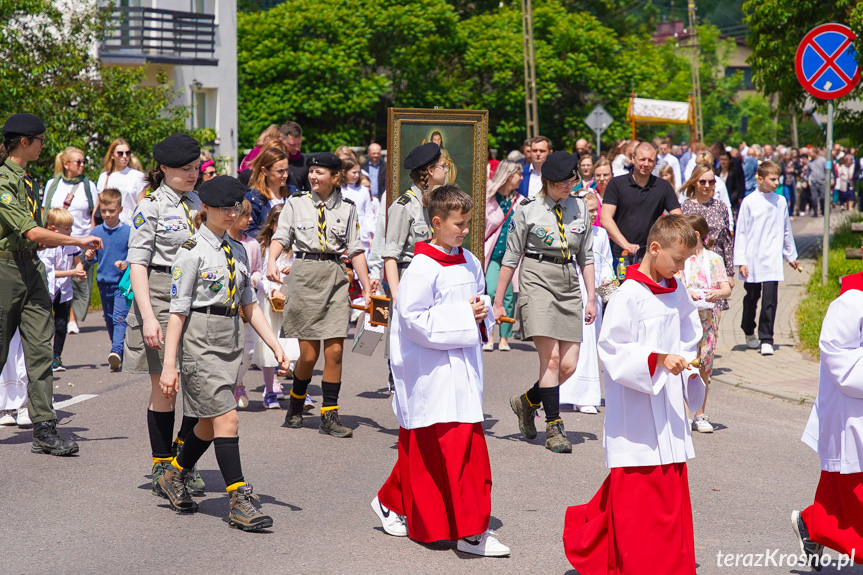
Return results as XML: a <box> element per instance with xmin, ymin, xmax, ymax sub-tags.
<box><xmin>66</xmin><ymin>160</ymin><xmax>85</xmax><ymax>166</ymax></box>
<box><xmin>115</xmin><ymin>151</ymin><xmax>131</xmax><ymax>157</ymax></box>
<box><xmin>697</xmin><ymin>180</ymin><xmax>716</xmax><ymax>186</ymax></box>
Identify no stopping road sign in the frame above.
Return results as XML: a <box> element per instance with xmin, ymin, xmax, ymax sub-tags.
<box><xmin>795</xmin><ymin>23</ymin><xmax>860</xmax><ymax>100</ymax></box>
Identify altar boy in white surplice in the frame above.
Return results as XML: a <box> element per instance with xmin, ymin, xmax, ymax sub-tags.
<box><xmin>371</xmin><ymin>184</ymin><xmax>510</xmax><ymax>558</ymax></box>
<box><xmin>563</xmin><ymin>214</ymin><xmax>705</xmax><ymax>575</ymax></box>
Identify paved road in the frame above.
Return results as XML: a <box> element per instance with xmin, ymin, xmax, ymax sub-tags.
<box><xmin>3</xmin><ymin>313</ymin><xmax>862</xmax><ymax>574</ymax></box>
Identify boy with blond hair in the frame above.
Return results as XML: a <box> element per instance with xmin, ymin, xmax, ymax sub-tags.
<box><xmin>563</xmin><ymin>214</ymin><xmax>705</xmax><ymax>575</ymax></box>
<box><xmin>733</xmin><ymin>160</ymin><xmax>799</xmax><ymax>356</ymax></box>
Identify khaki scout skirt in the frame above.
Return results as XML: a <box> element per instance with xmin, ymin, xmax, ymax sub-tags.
<box><xmin>282</xmin><ymin>258</ymin><xmax>350</xmax><ymax>340</ymax></box>
<box><xmin>517</xmin><ymin>256</ymin><xmax>583</xmax><ymax>343</ymax></box>
<box><xmin>179</xmin><ymin>311</ymin><xmax>243</xmax><ymax>418</ymax></box>
<box><xmin>123</xmin><ymin>267</ymin><xmax>173</xmax><ymax>375</ymax></box>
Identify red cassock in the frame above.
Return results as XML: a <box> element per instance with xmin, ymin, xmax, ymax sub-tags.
<box><xmin>802</xmin><ymin>471</ymin><xmax>863</xmax><ymax>563</ymax></box>
<box><xmin>563</xmin><ymin>463</ymin><xmax>696</xmax><ymax>575</ymax></box>
<box><xmin>378</xmin><ymin>421</ymin><xmax>492</xmax><ymax>543</ymax></box>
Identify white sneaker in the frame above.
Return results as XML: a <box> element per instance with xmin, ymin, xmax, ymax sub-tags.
<box><xmin>0</xmin><ymin>411</ymin><xmax>15</xmax><ymax>426</ymax></box>
<box><xmin>67</xmin><ymin>321</ymin><xmax>80</xmax><ymax>334</ymax></box>
<box><xmin>761</xmin><ymin>343</ymin><xmax>775</xmax><ymax>356</ymax></box>
<box><xmin>577</xmin><ymin>405</ymin><xmax>599</xmax><ymax>414</ymax></box>
<box><xmin>371</xmin><ymin>496</ymin><xmax>408</xmax><ymax>537</ymax></box>
<box><xmin>457</xmin><ymin>530</ymin><xmax>511</xmax><ymax>557</ymax></box>
<box><xmin>745</xmin><ymin>333</ymin><xmax>759</xmax><ymax>349</ymax></box>
<box><xmin>482</xmin><ymin>341</ymin><xmax>494</xmax><ymax>352</ymax></box>
<box><xmin>693</xmin><ymin>414</ymin><xmax>714</xmax><ymax>433</ymax></box>
<box><xmin>16</xmin><ymin>406</ymin><xmax>31</xmax><ymax>427</ymax></box>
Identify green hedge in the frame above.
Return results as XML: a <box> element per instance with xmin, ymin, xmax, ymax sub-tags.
<box><xmin>797</xmin><ymin>216</ymin><xmax>863</xmax><ymax>357</ymax></box>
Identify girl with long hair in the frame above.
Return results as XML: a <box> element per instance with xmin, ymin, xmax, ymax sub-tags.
<box><xmin>96</xmin><ymin>138</ymin><xmax>146</xmax><ymax>226</ymax></box>
<box><xmin>245</xmin><ymin>146</ymin><xmax>289</xmax><ymax>238</ymax></box>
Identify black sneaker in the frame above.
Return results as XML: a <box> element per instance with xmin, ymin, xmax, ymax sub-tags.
<box><xmin>158</xmin><ymin>467</ymin><xmax>198</xmax><ymax>513</ymax></box>
<box><xmin>791</xmin><ymin>510</ymin><xmax>824</xmax><ymax>571</ymax></box>
<box><xmin>52</xmin><ymin>357</ymin><xmax>66</xmax><ymax>372</ymax></box>
<box><xmin>31</xmin><ymin>420</ymin><xmax>79</xmax><ymax>456</ymax></box>
<box><xmin>229</xmin><ymin>484</ymin><xmax>273</xmax><ymax>531</ymax></box>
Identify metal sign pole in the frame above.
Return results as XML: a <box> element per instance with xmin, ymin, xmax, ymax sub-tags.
<box><xmin>822</xmin><ymin>101</ymin><xmax>833</xmax><ymax>286</ymax></box>
<box><xmin>596</xmin><ymin>128</ymin><xmax>601</xmax><ymax>156</ymax></box>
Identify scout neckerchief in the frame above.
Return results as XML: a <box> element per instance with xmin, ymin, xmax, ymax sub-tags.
<box><xmin>221</xmin><ymin>240</ymin><xmax>237</xmax><ymax>309</ymax></box>
<box><xmin>316</xmin><ymin>200</ymin><xmax>327</xmax><ymax>251</ymax></box>
<box><xmin>553</xmin><ymin>203</ymin><xmax>571</xmax><ymax>260</ymax></box>
<box><xmin>624</xmin><ymin>264</ymin><xmax>677</xmax><ymax>294</ymax></box>
<box><xmin>180</xmin><ymin>196</ymin><xmax>195</xmax><ymax>237</ymax></box>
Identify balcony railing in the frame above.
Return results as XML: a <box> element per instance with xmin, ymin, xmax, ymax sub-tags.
<box><xmin>100</xmin><ymin>6</ymin><xmax>217</xmax><ymax>66</ymax></box>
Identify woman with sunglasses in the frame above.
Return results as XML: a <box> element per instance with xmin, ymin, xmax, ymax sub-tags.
<box><xmin>97</xmin><ymin>138</ymin><xmax>146</xmax><ymax>226</ymax></box>
<box><xmin>493</xmin><ymin>152</ymin><xmax>596</xmax><ymax>454</ymax></box>
<box><xmin>124</xmin><ymin>133</ymin><xmax>206</xmax><ymax>498</ymax></box>
<box><xmin>43</xmin><ymin>146</ymin><xmax>100</xmax><ymax>336</ymax></box>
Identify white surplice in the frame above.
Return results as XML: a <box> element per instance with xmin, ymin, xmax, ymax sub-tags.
<box><xmin>733</xmin><ymin>191</ymin><xmax>797</xmax><ymax>283</ymax></box>
<box><xmin>598</xmin><ymin>274</ymin><xmax>705</xmax><ymax>468</ymax></box>
<box><xmin>802</xmin><ymin>289</ymin><xmax>863</xmax><ymax>474</ymax></box>
<box><xmin>0</xmin><ymin>329</ymin><xmax>28</xmax><ymax>411</ymax></box>
<box><xmin>390</xmin><ymin>246</ymin><xmax>494</xmax><ymax>430</ymax></box>
<box><xmin>560</xmin><ymin>226</ymin><xmax>614</xmax><ymax>407</ymax></box>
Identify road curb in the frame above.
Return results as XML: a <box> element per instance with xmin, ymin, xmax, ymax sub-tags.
<box><xmin>712</xmin><ymin>375</ymin><xmax>815</xmax><ymax>405</ymax></box>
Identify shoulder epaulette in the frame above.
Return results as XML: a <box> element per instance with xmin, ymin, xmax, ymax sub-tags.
<box><xmin>341</xmin><ymin>197</ymin><xmax>355</xmax><ymax>205</ymax></box>
<box><xmin>145</xmin><ymin>192</ymin><xmax>158</xmax><ymax>201</ymax></box>
<box><xmin>290</xmin><ymin>191</ymin><xmax>308</xmax><ymax>198</ymax></box>
<box><xmin>396</xmin><ymin>194</ymin><xmax>411</xmax><ymax>205</ymax></box>
<box><xmin>181</xmin><ymin>239</ymin><xmax>197</xmax><ymax>250</ymax></box>
<box><xmin>520</xmin><ymin>197</ymin><xmax>534</xmax><ymax>206</ymax></box>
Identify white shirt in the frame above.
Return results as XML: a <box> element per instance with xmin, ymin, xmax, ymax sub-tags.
<box><xmin>389</xmin><ymin>246</ymin><xmax>494</xmax><ymax>429</ymax></box>
<box><xmin>38</xmin><ymin>245</ymin><xmax>80</xmax><ymax>302</ymax></box>
<box><xmin>659</xmin><ymin>153</ymin><xmax>682</xmax><ymax>189</ymax></box>
<box><xmin>96</xmin><ymin>167</ymin><xmax>147</xmax><ymax>226</ymax></box>
<box><xmin>802</xmin><ymin>289</ymin><xmax>863</xmax><ymax>473</ymax></box>
<box><xmin>341</xmin><ymin>184</ymin><xmax>375</xmax><ymax>247</ymax></box>
<box><xmin>598</xmin><ymin>277</ymin><xmax>705</xmax><ymax>468</ymax></box>
<box><xmin>683</xmin><ymin>157</ymin><xmax>696</xmax><ymax>182</ymax></box>
<box><xmin>528</xmin><ymin>163</ymin><xmax>543</xmax><ymax>199</ymax></box>
<box><xmin>42</xmin><ymin>178</ymin><xmax>99</xmax><ymax>237</ymax></box>
<box><xmin>733</xmin><ymin>191</ymin><xmax>797</xmax><ymax>282</ymax></box>
<box><xmin>612</xmin><ymin>154</ymin><xmax>631</xmax><ymax>177</ymax></box>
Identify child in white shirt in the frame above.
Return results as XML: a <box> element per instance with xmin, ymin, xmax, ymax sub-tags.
<box><xmin>733</xmin><ymin>160</ymin><xmax>799</xmax><ymax>356</ymax></box>
<box><xmin>38</xmin><ymin>208</ymin><xmax>86</xmax><ymax>371</ymax></box>
<box><xmin>564</xmin><ymin>214</ymin><xmax>704</xmax><ymax>575</ymax></box>
<box><xmin>372</xmin><ymin>184</ymin><xmax>510</xmax><ymax>557</ymax></box>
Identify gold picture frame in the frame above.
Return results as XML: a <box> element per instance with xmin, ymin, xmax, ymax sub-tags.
<box><xmin>386</xmin><ymin>108</ymin><xmax>489</xmax><ymax>258</ymax></box>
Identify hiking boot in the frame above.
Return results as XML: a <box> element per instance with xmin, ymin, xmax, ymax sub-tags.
<box><xmin>510</xmin><ymin>394</ymin><xmax>538</xmax><ymax>440</ymax></box>
<box><xmin>229</xmin><ymin>484</ymin><xmax>273</xmax><ymax>531</ymax></box>
<box><xmin>171</xmin><ymin>441</ymin><xmax>206</xmax><ymax>496</ymax></box>
<box><xmin>152</xmin><ymin>460</ymin><xmax>172</xmax><ymax>497</ymax></box>
<box><xmin>158</xmin><ymin>467</ymin><xmax>198</xmax><ymax>513</ymax></box>
<box><xmin>283</xmin><ymin>395</ymin><xmax>304</xmax><ymax>428</ymax></box>
<box><xmin>792</xmin><ymin>510</ymin><xmax>824</xmax><ymax>572</ymax></box>
<box><xmin>319</xmin><ymin>409</ymin><xmax>353</xmax><ymax>438</ymax></box>
<box><xmin>31</xmin><ymin>420</ymin><xmax>79</xmax><ymax>456</ymax></box>
<box><xmin>545</xmin><ymin>420</ymin><xmax>572</xmax><ymax>453</ymax></box>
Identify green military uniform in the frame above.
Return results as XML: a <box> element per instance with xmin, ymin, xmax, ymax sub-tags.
<box><xmin>0</xmin><ymin>160</ymin><xmax>56</xmax><ymax>424</ymax></box>
<box><xmin>123</xmin><ymin>183</ymin><xmax>202</xmax><ymax>374</ymax></box>
<box><xmin>272</xmin><ymin>189</ymin><xmax>363</xmax><ymax>340</ymax></box>
<box><xmin>170</xmin><ymin>224</ymin><xmax>254</xmax><ymax>419</ymax></box>
<box><xmin>502</xmin><ymin>192</ymin><xmax>594</xmax><ymax>343</ymax></box>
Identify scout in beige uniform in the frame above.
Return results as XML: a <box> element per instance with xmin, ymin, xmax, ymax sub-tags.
<box><xmin>157</xmin><ymin>175</ymin><xmax>288</xmax><ymax>530</ymax></box>
<box><xmin>267</xmin><ymin>153</ymin><xmax>371</xmax><ymax>438</ymax></box>
<box><xmin>380</xmin><ymin>142</ymin><xmax>449</xmax><ymax>386</ymax></box>
<box><xmin>123</xmin><ymin>133</ymin><xmax>207</xmax><ymax>493</ymax></box>
<box><xmin>492</xmin><ymin>152</ymin><xmax>597</xmax><ymax>453</ymax></box>
<box><xmin>0</xmin><ymin>113</ymin><xmax>102</xmax><ymax>456</ymax></box>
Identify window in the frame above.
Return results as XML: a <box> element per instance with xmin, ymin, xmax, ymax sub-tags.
<box><xmin>725</xmin><ymin>66</ymin><xmax>754</xmax><ymax>90</ymax></box>
<box><xmin>194</xmin><ymin>91</ymin><xmax>207</xmax><ymax>130</ymax></box>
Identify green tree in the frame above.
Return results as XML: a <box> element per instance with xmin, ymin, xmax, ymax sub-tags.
<box><xmin>0</xmin><ymin>1</ymin><xmax>210</xmax><ymax>183</ymax></box>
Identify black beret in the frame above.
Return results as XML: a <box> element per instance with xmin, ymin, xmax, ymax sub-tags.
<box><xmin>542</xmin><ymin>151</ymin><xmax>580</xmax><ymax>183</ymax></box>
<box><xmin>306</xmin><ymin>152</ymin><xmax>342</xmax><ymax>171</ymax></box>
<box><xmin>403</xmin><ymin>142</ymin><xmax>441</xmax><ymax>170</ymax></box>
<box><xmin>152</xmin><ymin>133</ymin><xmax>201</xmax><ymax>168</ymax></box>
<box><xmin>197</xmin><ymin>175</ymin><xmax>247</xmax><ymax>208</ymax></box>
<box><xmin>2</xmin><ymin>113</ymin><xmax>46</xmax><ymax>139</ymax></box>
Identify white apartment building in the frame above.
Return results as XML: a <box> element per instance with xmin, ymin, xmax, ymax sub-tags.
<box><xmin>98</xmin><ymin>0</ymin><xmax>238</xmax><ymax>171</ymax></box>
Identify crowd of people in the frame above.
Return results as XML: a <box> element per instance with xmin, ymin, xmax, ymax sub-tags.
<box><xmin>0</xmin><ymin>112</ymin><xmax>860</xmax><ymax>570</ymax></box>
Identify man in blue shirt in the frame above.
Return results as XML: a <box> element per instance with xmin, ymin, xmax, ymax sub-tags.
<box><xmin>361</xmin><ymin>143</ymin><xmax>386</xmax><ymax>199</ymax></box>
<box><xmin>743</xmin><ymin>144</ymin><xmax>761</xmax><ymax>197</ymax></box>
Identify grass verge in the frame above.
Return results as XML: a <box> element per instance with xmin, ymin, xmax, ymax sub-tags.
<box><xmin>797</xmin><ymin>215</ymin><xmax>863</xmax><ymax>357</ymax></box>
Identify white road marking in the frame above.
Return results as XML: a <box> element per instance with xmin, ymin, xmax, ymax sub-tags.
<box><xmin>53</xmin><ymin>394</ymin><xmax>98</xmax><ymax>409</ymax></box>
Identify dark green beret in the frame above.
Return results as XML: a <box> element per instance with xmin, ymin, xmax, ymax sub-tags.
<box><xmin>306</xmin><ymin>152</ymin><xmax>342</xmax><ymax>171</ymax></box>
<box><xmin>542</xmin><ymin>151</ymin><xmax>579</xmax><ymax>183</ymax></box>
<box><xmin>403</xmin><ymin>142</ymin><xmax>441</xmax><ymax>170</ymax></box>
<box><xmin>197</xmin><ymin>175</ymin><xmax>246</xmax><ymax>208</ymax></box>
<box><xmin>152</xmin><ymin>133</ymin><xmax>201</xmax><ymax>168</ymax></box>
<box><xmin>2</xmin><ymin>113</ymin><xmax>45</xmax><ymax>139</ymax></box>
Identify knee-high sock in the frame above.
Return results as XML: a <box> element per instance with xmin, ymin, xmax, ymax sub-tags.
<box><xmin>525</xmin><ymin>381</ymin><xmax>541</xmax><ymax>406</ymax></box>
<box><xmin>178</xmin><ymin>415</ymin><xmax>198</xmax><ymax>443</ymax></box>
<box><xmin>175</xmin><ymin>430</ymin><xmax>212</xmax><ymax>470</ymax></box>
<box><xmin>147</xmin><ymin>409</ymin><xmax>174</xmax><ymax>460</ymax></box>
<box><xmin>540</xmin><ymin>386</ymin><xmax>561</xmax><ymax>423</ymax></box>
<box><xmin>214</xmin><ymin>436</ymin><xmax>244</xmax><ymax>491</ymax></box>
<box><xmin>291</xmin><ymin>375</ymin><xmax>311</xmax><ymax>399</ymax></box>
<box><xmin>321</xmin><ymin>380</ymin><xmax>341</xmax><ymax>408</ymax></box>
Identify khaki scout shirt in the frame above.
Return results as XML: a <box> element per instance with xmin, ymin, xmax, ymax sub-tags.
<box><xmin>0</xmin><ymin>160</ymin><xmax>41</xmax><ymax>252</ymax></box>
<box><xmin>272</xmin><ymin>189</ymin><xmax>363</xmax><ymax>257</ymax></box>
<box><xmin>502</xmin><ymin>192</ymin><xmax>594</xmax><ymax>268</ymax></box>
<box><xmin>382</xmin><ymin>186</ymin><xmax>431</xmax><ymax>263</ymax></box>
<box><xmin>169</xmin><ymin>224</ymin><xmax>254</xmax><ymax>314</ymax></box>
<box><xmin>126</xmin><ymin>183</ymin><xmax>202</xmax><ymax>267</ymax></box>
